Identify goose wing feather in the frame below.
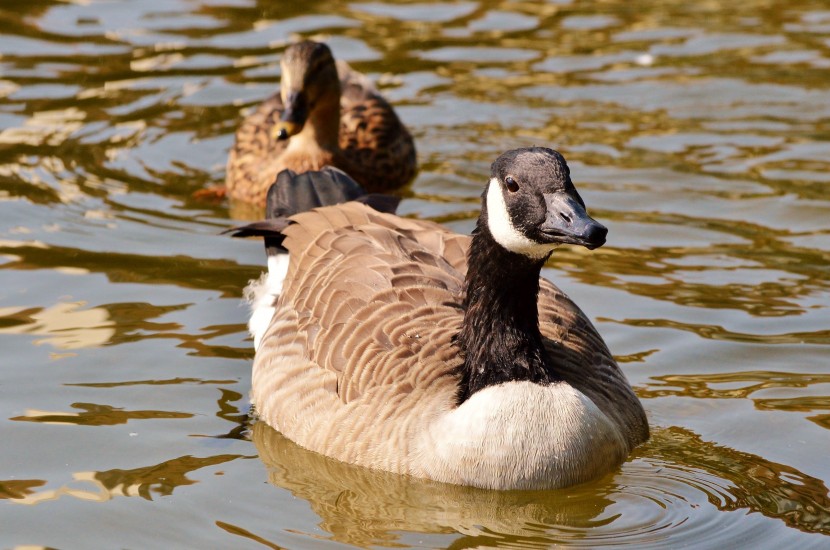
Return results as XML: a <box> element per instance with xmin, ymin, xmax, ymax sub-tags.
<box><xmin>252</xmin><ymin>203</ymin><xmax>467</xmax><ymax>468</ymax></box>
<box><xmin>252</xmin><ymin>202</ymin><xmax>646</xmax><ymax>472</ymax></box>
<box><xmin>537</xmin><ymin>281</ymin><xmax>649</xmax><ymax>444</ymax></box>
<box><xmin>278</xmin><ymin>203</ymin><xmax>466</xmax><ymax>392</ymax></box>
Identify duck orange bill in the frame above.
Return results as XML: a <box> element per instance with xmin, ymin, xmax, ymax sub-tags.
<box><xmin>538</xmin><ymin>192</ymin><xmax>608</xmax><ymax>250</ymax></box>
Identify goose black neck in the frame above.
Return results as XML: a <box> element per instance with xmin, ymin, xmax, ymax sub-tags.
<box><xmin>455</xmin><ymin>218</ymin><xmax>560</xmax><ymax>404</ymax></box>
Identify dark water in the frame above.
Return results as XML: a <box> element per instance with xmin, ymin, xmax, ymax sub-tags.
<box><xmin>2</xmin><ymin>0</ymin><xmax>829</xmax><ymax>547</ymax></box>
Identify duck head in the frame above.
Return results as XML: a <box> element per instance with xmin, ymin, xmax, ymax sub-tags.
<box><xmin>483</xmin><ymin>147</ymin><xmax>607</xmax><ymax>259</ymax></box>
<box><xmin>272</xmin><ymin>41</ymin><xmax>341</xmax><ymax>141</ymax></box>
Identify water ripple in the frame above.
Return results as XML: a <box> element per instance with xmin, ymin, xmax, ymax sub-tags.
<box><xmin>2</xmin><ymin>0</ymin><xmax>830</xmax><ymax>547</ymax></box>
<box><xmin>251</xmin><ymin>424</ymin><xmax>830</xmax><ymax>548</ymax></box>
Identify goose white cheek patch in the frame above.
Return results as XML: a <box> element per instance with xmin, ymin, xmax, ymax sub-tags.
<box><xmin>485</xmin><ymin>178</ymin><xmax>555</xmax><ymax>259</ymax></box>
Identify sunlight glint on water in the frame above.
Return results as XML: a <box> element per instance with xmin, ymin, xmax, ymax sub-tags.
<box><xmin>1</xmin><ymin>0</ymin><xmax>829</xmax><ymax>548</ymax></box>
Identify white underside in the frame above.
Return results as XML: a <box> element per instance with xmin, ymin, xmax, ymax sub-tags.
<box><xmin>486</xmin><ymin>178</ymin><xmax>556</xmax><ymax>259</ymax></box>
<box><xmin>416</xmin><ymin>381</ymin><xmax>628</xmax><ymax>489</ymax></box>
<box><xmin>245</xmin><ymin>253</ymin><xmax>290</xmax><ymax>350</ymax></box>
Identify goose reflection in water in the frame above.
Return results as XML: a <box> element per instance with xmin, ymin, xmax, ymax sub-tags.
<box><xmin>246</xmin><ymin>422</ymin><xmax>830</xmax><ymax>548</ymax></box>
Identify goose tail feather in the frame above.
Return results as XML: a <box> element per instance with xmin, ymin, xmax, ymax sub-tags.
<box><xmin>228</xmin><ymin>166</ymin><xmax>399</xmax><ymax>348</ymax></box>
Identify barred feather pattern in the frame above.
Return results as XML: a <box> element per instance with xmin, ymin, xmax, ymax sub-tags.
<box><xmin>249</xmin><ymin>202</ymin><xmax>647</xmax><ymax>488</ymax></box>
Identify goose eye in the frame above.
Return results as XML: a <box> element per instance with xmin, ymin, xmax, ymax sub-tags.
<box><xmin>504</xmin><ymin>176</ymin><xmax>519</xmax><ymax>192</ymax></box>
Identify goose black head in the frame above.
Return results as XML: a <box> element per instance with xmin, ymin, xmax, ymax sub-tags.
<box><xmin>272</xmin><ymin>41</ymin><xmax>340</xmax><ymax>141</ymax></box>
<box><xmin>484</xmin><ymin>147</ymin><xmax>608</xmax><ymax>258</ymax></box>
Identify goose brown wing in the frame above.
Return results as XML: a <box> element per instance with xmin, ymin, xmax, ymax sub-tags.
<box><xmin>275</xmin><ymin>202</ymin><xmax>466</xmax><ymax>404</ymax></box>
<box><xmin>537</xmin><ymin>280</ymin><xmax>649</xmax><ymax>444</ymax></box>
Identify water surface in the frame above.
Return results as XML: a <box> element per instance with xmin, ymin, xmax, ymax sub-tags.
<box><xmin>2</xmin><ymin>0</ymin><xmax>829</xmax><ymax>548</ymax></box>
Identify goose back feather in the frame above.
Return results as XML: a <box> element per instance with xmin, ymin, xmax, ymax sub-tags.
<box><xmin>240</xmin><ymin>149</ymin><xmax>648</xmax><ymax>489</ymax></box>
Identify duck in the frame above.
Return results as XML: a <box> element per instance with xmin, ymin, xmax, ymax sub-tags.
<box><xmin>225</xmin><ymin>40</ymin><xmax>417</xmax><ymax>205</ymax></box>
<box><xmin>229</xmin><ymin>147</ymin><xmax>649</xmax><ymax>490</ymax></box>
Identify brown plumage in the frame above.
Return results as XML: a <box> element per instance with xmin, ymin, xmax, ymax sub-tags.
<box><xmin>241</xmin><ymin>149</ymin><xmax>648</xmax><ymax>489</ymax></box>
<box><xmin>226</xmin><ymin>41</ymin><xmax>416</xmax><ymax>205</ymax></box>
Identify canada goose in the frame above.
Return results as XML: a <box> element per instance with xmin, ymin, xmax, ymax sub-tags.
<box><xmin>225</xmin><ymin>40</ymin><xmax>416</xmax><ymax>205</ymax></box>
<box><xmin>231</xmin><ymin>147</ymin><xmax>649</xmax><ymax>490</ymax></box>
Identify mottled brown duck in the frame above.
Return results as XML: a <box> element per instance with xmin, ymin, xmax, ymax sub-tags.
<box><xmin>230</xmin><ymin>148</ymin><xmax>649</xmax><ymax>490</ymax></box>
<box><xmin>226</xmin><ymin>40</ymin><xmax>416</xmax><ymax>205</ymax></box>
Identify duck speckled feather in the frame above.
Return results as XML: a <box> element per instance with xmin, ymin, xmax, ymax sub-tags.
<box><xmin>226</xmin><ymin>41</ymin><xmax>416</xmax><ymax>205</ymax></box>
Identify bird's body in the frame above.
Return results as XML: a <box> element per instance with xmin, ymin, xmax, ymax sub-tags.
<box><xmin>226</xmin><ymin>41</ymin><xmax>416</xmax><ymax>205</ymax></box>
<box><xmin>236</xmin><ymin>149</ymin><xmax>648</xmax><ymax>489</ymax></box>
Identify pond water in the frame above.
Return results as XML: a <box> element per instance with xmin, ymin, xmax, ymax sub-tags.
<box><xmin>2</xmin><ymin>0</ymin><xmax>830</xmax><ymax>547</ymax></box>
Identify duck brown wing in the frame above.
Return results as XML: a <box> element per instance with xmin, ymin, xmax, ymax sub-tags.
<box><xmin>337</xmin><ymin>66</ymin><xmax>416</xmax><ymax>192</ymax></box>
<box><xmin>226</xmin><ymin>93</ymin><xmax>288</xmax><ymax>203</ymax></box>
<box><xmin>274</xmin><ymin>202</ymin><xmax>465</xmax><ymax>405</ymax></box>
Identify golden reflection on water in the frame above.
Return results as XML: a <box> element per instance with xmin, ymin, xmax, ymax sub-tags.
<box><xmin>1</xmin><ymin>0</ymin><xmax>830</xmax><ymax>547</ymax></box>
<box><xmin>617</xmin><ymin>318</ymin><xmax>830</xmax><ymax>344</ymax></box>
<box><xmin>250</xmin><ymin>421</ymin><xmax>830</xmax><ymax>546</ymax></box>
<box><xmin>643</xmin><ymin>371</ymin><xmax>830</xmax><ymax>401</ymax></box>
<box><xmin>3</xmin><ymin>454</ymin><xmax>244</xmax><ymax>505</ymax></box>
<box><xmin>647</xmin><ymin>428</ymin><xmax>830</xmax><ymax>535</ymax></box>
<box><xmin>91</xmin><ymin>454</ymin><xmax>244</xmax><ymax>500</ymax></box>
<box><xmin>0</xmin><ymin>302</ymin><xmax>114</xmax><ymax>349</ymax></box>
<box><xmin>64</xmin><ymin>377</ymin><xmax>238</xmax><ymax>388</ymax></box>
<box><xmin>251</xmin><ymin>422</ymin><xmax>615</xmax><ymax>548</ymax></box>
<box><xmin>10</xmin><ymin>403</ymin><xmax>193</xmax><ymax>426</ymax></box>
<box><xmin>554</xmin><ymin>225</ymin><xmax>828</xmax><ymax>318</ymax></box>
<box><xmin>0</xmin><ymin>479</ymin><xmax>46</xmax><ymax>501</ymax></box>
